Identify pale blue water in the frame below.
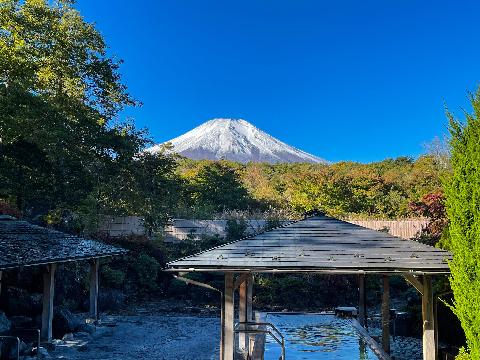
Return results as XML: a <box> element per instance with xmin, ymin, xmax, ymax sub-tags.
<box><xmin>264</xmin><ymin>314</ymin><xmax>378</xmax><ymax>360</ymax></box>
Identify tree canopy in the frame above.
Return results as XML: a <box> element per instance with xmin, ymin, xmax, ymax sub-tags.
<box><xmin>0</xmin><ymin>0</ymin><xmax>178</xmax><ymax>231</ymax></box>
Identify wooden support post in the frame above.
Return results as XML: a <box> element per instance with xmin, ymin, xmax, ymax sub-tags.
<box><xmin>422</xmin><ymin>275</ymin><xmax>436</xmax><ymax>360</ymax></box>
<box><xmin>89</xmin><ymin>259</ymin><xmax>100</xmax><ymax>320</ymax></box>
<box><xmin>239</xmin><ymin>277</ymin><xmax>248</xmax><ymax>353</ymax></box>
<box><xmin>234</xmin><ymin>273</ymin><xmax>249</xmax><ymax>289</ymax></box>
<box><xmin>434</xmin><ymin>297</ymin><xmax>439</xmax><ymax>359</ymax></box>
<box><xmin>220</xmin><ymin>292</ymin><xmax>224</xmax><ymax>360</ymax></box>
<box><xmin>358</xmin><ymin>274</ymin><xmax>367</xmax><ymax>327</ymax></box>
<box><xmin>41</xmin><ymin>263</ymin><xmax>56</xmax><ymax>342</ymax></box>
<box><xmin>381</xmin><ymin>275</ymin><xmax>390</xmax><ymax>354</ymax></box>
<box><xmin>222</xmin><ymin>273</ymin><xmax>235</xmax><ymax>360</ymax></box>
<box><xmin>247</xmin><ymin>274</ymin><xmax>253</xmax><ymax>322</ymax></box>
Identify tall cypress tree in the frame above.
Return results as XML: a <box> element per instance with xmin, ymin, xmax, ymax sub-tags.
<box><xmin>444</xmin><ymin>89</ymin><xmax>480</xmax><ymax>359</ymax></box>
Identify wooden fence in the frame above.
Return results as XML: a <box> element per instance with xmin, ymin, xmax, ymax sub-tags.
<box><xmin>347</xmin><ymin>219</ymin><xmax>428</xmax><ymax>239</ymax></box>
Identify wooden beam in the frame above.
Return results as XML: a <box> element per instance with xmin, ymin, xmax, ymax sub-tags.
<box><xmin>381</xmin><ymin>275</ymin><xmax>390</xmax><ymax>354</ymax></box>
<box><xmin>222</xmin><ymin>273</ymin><xmax>235</xmax><ymax>360</ymax></box>
<box><xmin>403</xmin><ymin>274</ymin><xmax>424</xmax><ymax>295</ymax></box>
<box><xmin>89</xmin><ymin>259</ymin><xmax>100</xmax><ymax>320</ymax></box>
<box><xmin>358</xmin><ymin>274</ymin><xmax>367</xmax><ymax>327</ymax></box>
<box><xmin>239</xmin><ymin>278</ymin><xmax>248</xmax><ymax>353</ymax></box>
<box><xmin>247</xmin><ymin>274</ymin><xmax>253</xmax><ymax>322</ymax></box>
<box><xmin>41</xmin><ymin>263</ymin><xmax>56</xmax><ymax>342</ymax></box>
<box><xmin>246</xmin><ymin>275</ymin><xmax>254</xmax><ymax>357</ymax></box>
<box><xmin>220</xmin><ymin>292</ymin><xmax>224</xmax><ymax>360</ymax></box>
<box><xmin>422</xmin><ymin>275</ymin><xmax>436</xmax><ymax>360</ymax></box>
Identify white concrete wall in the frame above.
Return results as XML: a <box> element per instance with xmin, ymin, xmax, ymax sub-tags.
<box><xmin>163</xmin><ymin>219</ymin><xmax>289</xmax><ymax>243</ymax></box>
<box><xmin>98</xmin><ymin>216</ymin><xmax>428</xmax><ymax>241</ymax></box>
<box><xmin>98</xmin><ymin>216</ymin><xmax>146</xmax><ymax>237</ymax></box>
<box><xmin>98</xmin><ymin>216</ymin><xmax>287</xmax><ymax>241</ymax></box>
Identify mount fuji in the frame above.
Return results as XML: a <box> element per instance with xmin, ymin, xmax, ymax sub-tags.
<box><xmin>146</xmin><ymin>118</ymin><xmax>327</xmax><ymax>164</ymax></box>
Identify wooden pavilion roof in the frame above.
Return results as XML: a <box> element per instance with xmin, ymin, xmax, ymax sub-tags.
<box><xmin>0</xmin><ymin>216</ymin><xmax>127</xmax><ymax>270</ymax></box>
<box><xmin>166</xmin><ymin>215</ymin><xmax>451</xmax><ymax>275</ymax></box>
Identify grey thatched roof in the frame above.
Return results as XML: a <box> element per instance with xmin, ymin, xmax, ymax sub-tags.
<box><xmin>0</xmin><ymin>217</ymin><xmax>127</xmax><ymax>270</ymax></box>
<box><xmin>166</xmin><ymin>215</ymin><xmax>451</xmax><ymax>275</ymax></box>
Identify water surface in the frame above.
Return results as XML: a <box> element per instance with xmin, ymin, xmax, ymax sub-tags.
<box><xmin>264</xmin><ymin>313</ymin><xmax>378</xmax><ymax>360</ymax></box>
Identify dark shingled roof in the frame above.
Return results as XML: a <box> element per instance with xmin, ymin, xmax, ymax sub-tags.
<box><xmin>0</xmin><ymin>217</ymin><xmax>127</xmax><ymax>270</ymax></box>
<box><xmin>166</xmin><ymin>215</ymin><xmax>452</xmax><ymax>275</ymax></box>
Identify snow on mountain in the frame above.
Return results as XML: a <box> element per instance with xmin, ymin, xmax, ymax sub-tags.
<box><xmin>146</xmin><ymin>118</ymin><xmax>327</xmax><ymax>164</ymax></box>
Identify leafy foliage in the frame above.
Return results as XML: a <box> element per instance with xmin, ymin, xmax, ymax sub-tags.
<box><xmin>443</xmin><ymin>88</ymin><xmax>480</xmax><ymax>360</ymax></box>
<box><xmin>174</xmin><ymin>155</ymin><xmax>445</xmax><ymax>220</ymax></box>
<box><xmin>0</xmin><ymin>0</ymin><xmax>181</xmax><ymax>232</ymax></box>
<box><xmin>225</xmin><ymin>219</ymin><xmax>247</xmax><ymax>241</ymax></box>
<box><xmin>410</xmin><ymin>191</ymin><xmax>448</xmax><ymax>246</ymax></box>
<box><xmin>255</xmin><ymin>274</ymin><xmax>358</xmax><ymax>310</ymax></box>
<box><xmin>177</xmin><ymin>161</ymin><xmax>252</xmax><ymax>217</ymax></box>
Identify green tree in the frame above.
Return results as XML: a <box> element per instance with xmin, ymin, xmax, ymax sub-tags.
<box><xmin>0</xmin><ymin>0</ymin><xmax>151</xmax><ymax>223</ymax></box>
<box><xmin>191</xmin><ymin>162</ymin><xmax>250</xmax><ymax>213</ymax></box>
<box><xmin>443</xmin><ymin>89</ymin><xmax>480</xmax><ymax>359</ymax></box>
<box><xmin>82</xmin><ymin>152</ymin><xmax>183</xmax><ymax>233</ymax></box>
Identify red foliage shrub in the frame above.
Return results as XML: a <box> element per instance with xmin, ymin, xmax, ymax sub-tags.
<box><xmin>0</xmin><ymin>201</ymin><xmax>21</xmax><ymax>218</ymax></box>
<box><xmin>409</xmin><ymin>191</ymin><xmax>448</xmax><ymax>245</ymax></box>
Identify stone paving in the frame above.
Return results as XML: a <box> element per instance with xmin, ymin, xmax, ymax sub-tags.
<box><xmin>51</xmin><ymin>315</ymin><xmax>219</xmax><ymax>360</ymax></box>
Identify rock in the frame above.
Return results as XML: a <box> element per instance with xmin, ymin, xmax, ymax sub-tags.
<box><xmin>51</xmin><ymin>339</ymin><xmax>65</xmax><ymax>346</ymax></box>
<box><xmin>0</xmin><ymin>311</ymin><xmax>11</xmax><ymax>333</ymax></box>
<box><xmin>52</xmin><ymin>308</ymin><xmax>81</xmax><ymax>337</ymax></box>
<box><xmin>79</xmin><ymin>323</ymin><xmax>96</xmax><ymax>334</ymax></box>
<box><xmin>98</xmin><ymin>289</ymin><xmax>125</xmax><ymax>312</ymax></box>
<box><xmin>74</xmin><ymin>331</ymin><xmax>91</xmax><ymax>339</ymax></box>
<box><xmin>32</xmin><ymin>346</ymin><xmax>51</xmax><ymax>359</ymax></box>
<box><xmin>77</xmin><ymin>345</ymin><xmax>89</xmax><ymax>352</ymax></box>
<box><xmin>62</xmin><ymin>333</ymin><xmax>74</xmax><ymax>341</ymax></box>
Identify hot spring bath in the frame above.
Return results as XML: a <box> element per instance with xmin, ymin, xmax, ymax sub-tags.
<box><xmin>264</xmin><ymin>313</ymin><xmax>380</xmax><ymax>360</ymax></box>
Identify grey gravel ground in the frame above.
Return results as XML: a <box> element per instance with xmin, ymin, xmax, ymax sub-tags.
<box><xmin>51</xmin><ymin>315</ymin><xmax>219</xmax><ymax>360</ymax></box>
<box><xmin>367</xmin><ymin>325</ymin><xmax>422</xmax><ymax>360</ymax></box>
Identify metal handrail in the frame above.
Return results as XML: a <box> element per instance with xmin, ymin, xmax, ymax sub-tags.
<box><xmin>240</xmin><ymin>322</ymin><xmax>284</xmax><ymax>341</ymax></box>
<box><xmin>0</xmin><ymin>335</ymin><xmax>21</xmax><ymax>360</ymax></box>
<box><xmin>235</xmin><ymin>321</ymin><xmax>285</xmax><ymax>360</ymax></box>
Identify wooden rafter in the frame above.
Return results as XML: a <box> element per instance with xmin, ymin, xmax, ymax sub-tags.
<box><xmin>403</xmin><ymin>274</ymin><xmax>424</xmax><ymax>295</ymax></box>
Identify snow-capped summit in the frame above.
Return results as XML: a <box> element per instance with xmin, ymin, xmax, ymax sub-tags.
<box><xmin>147</xmin><ymin>118</ymin><xmax>327</xmax><ymax>164</ymax></box>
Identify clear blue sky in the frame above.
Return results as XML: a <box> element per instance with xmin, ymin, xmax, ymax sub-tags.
<box><xmin>76</xmin><ymin>0</ymin><xmax>480</xmax><ymax>163</ymax></box>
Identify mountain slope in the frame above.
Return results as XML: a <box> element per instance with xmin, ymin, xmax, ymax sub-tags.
<box><xmin>147</xmin><ymin>118</ymin><xmax>327</xmax><ymax>164</ymax></box>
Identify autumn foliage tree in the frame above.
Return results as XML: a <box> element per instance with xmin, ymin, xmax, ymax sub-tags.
<box><xmin>409</xmin><ymin>191</ymin><xmax>447</xmax><ymax>246</ymax></box>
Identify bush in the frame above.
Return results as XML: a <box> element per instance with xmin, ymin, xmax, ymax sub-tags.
<box><xmin>456</xmin><ymin>348</ymin><xmax>472</xmax><ymax>360</ymax></box>
<box><xmin>443</xmin><ymin>88</ymin><xmax>480</xmax><ymax>358</ymax></box>
<box><xmin>225</xmin><ymin>219</ymin><xmax>247</xmax><ymax>241</ymax></box>
<box><xmin>0</xmin><ymin>201</ymin><xmax>21</xmax><ymax>218</ymax></box>
<box><xmin>131</xmin><ymin>253</ymin><xmax>160</xmax><ymax>291</ymax></box>
<box><xmin>101</xmin><ymin>266</ymin><xmax>125</xmax><ymax>289</ymax></box>
<box><xmin>254</xmin><ymin>274</ymin><xmax>358</xmax><ymax>311</ymax></box>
